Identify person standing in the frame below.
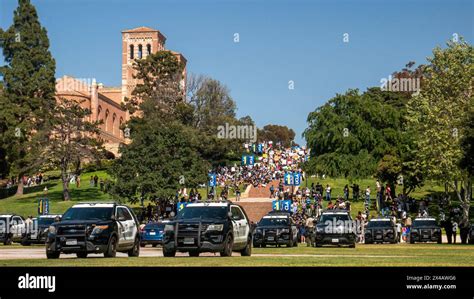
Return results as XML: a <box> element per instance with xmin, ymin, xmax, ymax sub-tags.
<box><xmin>325</xmin><ymin>184</ymin><xmax>331</xmax><ymax>201</ymax></box>
<box><xmin>444</xmin><ymin>218</ymin><xmax>453</xmax><ymax>244</ymax></box>
<box><xmin>453</xmin><ymin>221</ymin><xmax>458</xmax><ymax>244</ymax></box>
<box><xmin>343</xmin><ymin>185</ymin><xmax>349</xmax><ymax>201</ymax></box>
<box><xmin>76</xmin><ymin>175</ymin><xmax>81</xmax><ymax>188</ymax></box>
<box><xmin>365</xmin><ymin>186</ymin><xmax>371</xmax><ymax>209</ymax></box>
<box><xmin>93</xmin><ymin>175</ymin><xmax>99</xmax><ymax>187</ymax></box>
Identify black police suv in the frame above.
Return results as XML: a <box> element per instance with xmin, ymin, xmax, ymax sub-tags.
<box><xmin>0</xmin><ymin>214</ymin><xmax>26</xmax><ymax>245</ymax></box>
<box><xmin>409</xmin><ymin>217</ymin><xmax>442</xmax><ymax>244</ymax></box>
<box><xmin>162</xmin><ymin>201</ymin><xmax>252</xmax><ymax>257</ymax></box>
<box><xmin>253</xmin><ymin>211</ymin><xmax>298</xmax><ymax>247</ymax></box>
<box><xmin>46</xmin><ymin>202</ymin><xmax>140</xmax><ymax>258</ymax></box>
<box><xmin>22</xmin><ymin>214</ymin><xmax>62</xmax><ymax>245</ymax></box>
<box><xmin>364</xmin><ymin>218</ymin><xmax>399</xmax><ymax>244</ymax></box>
<box><xmin>313</xmin><ymin>209</ymin><xmax>356</xmax><ymax>248</ymax></box>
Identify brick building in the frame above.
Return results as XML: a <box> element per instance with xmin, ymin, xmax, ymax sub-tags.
<box><xmin>55</xmin><ymin>26</ymin><xmax>186</xmax><ymax>155</ymax></box>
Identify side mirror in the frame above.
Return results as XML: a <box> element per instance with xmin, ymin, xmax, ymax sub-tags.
<box><xmin>111</xmin><ymin>215</ymin><xmax>116</xmax><ymax>221</ymax></box>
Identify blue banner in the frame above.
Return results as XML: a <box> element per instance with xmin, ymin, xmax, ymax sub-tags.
<box><xmin>293</xmin><ymin>172</ymin><xmax>301</xmax><ymax>186</ymax></box>
<box><xmin>257</xmin><ymin>143</ymin><xmax>263</xmax><ymax>153</ymax></box>
<box><xmin>272</xmin><ymin>200</ymin><xmax>292</xmax><ymax>212</ymax></box>
<box><xmin>38</xmin><ymin>198</ymin><xmax>49</xmax><ymax>215</ymax></box>
<box><xmin>208</xmin><ymin>173</ymin><xmax>217</xmax><ymax>187</ymax></box>
<box><xmin>284</xmin><ymin>172</ymin><xmax>294</xmax><ymax>186</ymax></box>
<box><xmin>242</xmin><ymin>155</ymin><xmax>254</xmax><ymax>166</ymax></box>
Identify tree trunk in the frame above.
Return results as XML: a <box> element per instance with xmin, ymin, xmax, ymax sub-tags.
<box><xmin>15</xmin><ymin>174</ymin><xmax>24</xmax><ymax>196</ymax></box>
<box><xmin>61</xmin><ymin>164</ymin><xmax>71</xmax><ymax>201</ymax></box>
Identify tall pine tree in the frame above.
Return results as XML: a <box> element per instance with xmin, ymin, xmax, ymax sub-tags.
<box><xmin>0</xmin><ymin>0</ymin><xmax>56</xmax><ymax>195</ymax></box>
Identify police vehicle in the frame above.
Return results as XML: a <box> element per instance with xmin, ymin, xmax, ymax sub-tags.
<box><xmin>253</xmin><ymin>212</ymin><xmax>298</xmax><ymax>247</ymax></box>
<box><xmin>313</xmin><ymin>209</ymin><xmax>356</xmax><ymax>248</ymax></box>
<box><xmin>409</xmin><ymin>217</ymin><xmax>442</xmax><ymax>244</ymax></box>
<box><xmin>46</xmin><ymin>202</ymin><xmax>140</xmax><ymax>258</ymax></box>
<box><xmin>0</xmin><ymin>214</ymin><xmax>26</xmax><ymax>245</ymax></box>
<box><xmin>364</xmin><ymin>218</ymin><xmax>399</xmax><ymax>244</ymax></box>
<box><xmin>162</xmin><ymin>201</ymin><xmax>252</xmax><ymax>257</ymax></box>
<box><xmin>22</xmin><ymin>214</ymin><xmax>62</xmax><ymax>245</ymax></box>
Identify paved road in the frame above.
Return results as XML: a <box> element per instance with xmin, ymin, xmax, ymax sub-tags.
<box><xmin>0</xmin><ymin>246</ymin><xmax>411</xmax><ymax>260</ymax></box>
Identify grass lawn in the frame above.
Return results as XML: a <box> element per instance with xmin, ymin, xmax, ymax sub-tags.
<box><xmin>0</xmin><ymin>244</ymin><xmax>472</xmax><ymax>267</ymax></box>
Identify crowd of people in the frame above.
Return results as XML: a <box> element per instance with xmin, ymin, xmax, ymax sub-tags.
<box><xmin>5</xmin><ymin>173</ymin><xmax>44</xmax><ymax>189</ymax></box>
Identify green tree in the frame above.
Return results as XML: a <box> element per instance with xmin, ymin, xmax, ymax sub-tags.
<box><xmin>258</xmin><ymin>124</ymin><xmax>296</xmax><ymax>147</ymax></box>
<box><xmin>111</xmin><ymin>52</ymin><xmax>209</xmax><ymax>203</ymax></box>
<box><xmin>406</xmin><ymin>39</ymin><xmax>473</xmax><ymax>226</ymax></box>
<box><xmin>0</xmin><ymin>0</ymin><xmax>56</xmax><ymax>195</ymax></box>
<box><xmin>41</xmin><ymin>98</ymin><xmax>103</xmax><ymax>201</ymax></box>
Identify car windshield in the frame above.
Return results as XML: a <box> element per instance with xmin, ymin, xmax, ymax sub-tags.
<box><xmin>413</xmin><ymin>220</ymin><xmax>438</xmax><ymax>228</ymax></box>
<box><xmin>367</xmin><ymin>221</ymin><xmax>393</xmax><ymax>228</ymax></box>
<box><xmin>177</xmin><ymin>207</ymin><xmax>227</xmax><ymax>220</ymax></box>
<box><xmin>319</xmin><ymin>214</ymin><xmax>349</xmax><ymax>223</ymax></box>
<box><xmin>259</xmin><ymin>218</ymin><xmax>288</xmax><ymax>226</ymax></box>
<box><xmin>38</xmin><ymin>217</ymin><xmax>57</xmax><ymax>226</ymax></box>
<box><xmin>62</xmin><ymin>207</ymin><xmax>113</xmax><ymax>221</ymax></box>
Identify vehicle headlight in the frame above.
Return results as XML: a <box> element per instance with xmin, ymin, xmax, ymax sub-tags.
<box><xmin>412</xmin><ymin>229</ymin><xmax>418</xmax><ymax>233</ymax></box>
<box><xmin>164</xmin><ymin>224</ymin><xmax>174</xmax><ymax>232</ymax></box>
<box><xmin>281</xmin><ymin>228</ymin><xmax>290</xmax><ymax>233</ymax></box>
<box><xmin>48</xmin><ymin>226</ymin><xmax>56</xmax><ymax>234</ymax></box>
<box><xmin>91</xmin><ymin>225</ymin><xmax>109</xmax><ymax>235</ymax></box>
<box><xmin>206</xmin><ymin>224</ymin><xmax>224</xmax><ymax>231</ymax></box>
<box><xmin>256</xmin><ymin>228</ymin><xmax>262</xmax><ymax>234</ymax></box>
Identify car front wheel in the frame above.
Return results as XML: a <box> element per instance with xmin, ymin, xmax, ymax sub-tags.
<box><xmin>163</xmin><ymin>246</ymin><xmax>176</xmax><ymax>257</ymax></box>
<box><xmin>220</xmin><ymin>234</ymin><xmax>233</xmax><ymax>257</ymax></box>
<box><xmin>240</xmin><ymin>236</ymin><xmax>252</xmax><ymax>256</ymax></box>
<box><xmin>128</xmin><ymin>236</ymin><xmax>140</xmax><ymax>257</ymax></box>
<box><xmin>46</xmin><ymin>251</ymin><xmax>60</xmax><ymax>259</ymax></box>
<box><xmin>104</xmin><ymin>235</ymin><xmax>117</xmax><ymax>258</ymax></box>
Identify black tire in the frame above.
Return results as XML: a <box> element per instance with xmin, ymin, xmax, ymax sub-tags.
<box><xmin>104</xmin><ymin>235</ymin><xmax>117</xmax><ymax>258</ymax></box>
<box><xmin>46</xmin><ymin>251</ymin><xmax>60</xmax><ymax>259</ymax></box>
<box><xmin>437</xmin><ymin>236</ymin><xmax>442</xmax><ymax>244</ymax></box>
<box><xmin>261</xmin><ymin>243</ymin><xmax>266</xmax><ymax>248</ymax></box>
<box><xmin>189</xmin><ymin>251</ymin><xmax>200</xmax><ymax>257</ymax></box>
<box><xmin>152</xmin><ymin>244</ymin><xmax>158</xmax><ymax>248</ymax></box>
<box><xmin>240</xmin><ymin>236</ymin><xmax>252</xmax><ymax>256</ymax></box>
<box><xmin>409</xmin><ymin>235</ymin><xmax>415</xmax><ymax>244</ymax></box>
<box><xmin>3</xmin><ymin>236</ymin><xmax>12</xmax><ymax>245</ymax></box>
<box><xmin>21</xmin><ymin>238</ymin><xmax>31</xmax><ymax>246</ymax></box>
<box><xmin>163</xmin><ymin>246</ymin><xmax>176</xmax><ymax>257</ymax></box>
<box><xmin>220</xmin><ymin>234</ymin><xmax>233</xmax><ymax>257</ymax></box>
<box><xmin>349</xmin><ymin>243</ymin><xmax>356</xmax><ymax>248</ymax></box>
<box><xmin>76</xmin><ymin>252</ymin><xmax>88</xmax><ymax>258</ymax></box>
<box><xmin>288</xmin><ymin>240</ymin><xmax>293</xmax><ymax>247</ymax></box>
<box><xmin>140</xmin><ymin>243</ymin><xmax>146</xmax><ymax>248</ymax></box>
<box><xmin>364</xmin><ymin>240</ymin><xmax>373</xmax><ymax>244</ymax></box>
<box><xmin>315</xmin><ymin>243</ymin><xmax>322</xmax><ymax>248</ymax></box>
<box><xmin>128</xmin><ymin>236</ymin><xmax>140</xmax><ymax>257</ymax></box>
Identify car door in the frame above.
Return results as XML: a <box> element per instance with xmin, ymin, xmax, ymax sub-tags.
<box><xmin>230</xmin><ymin>206</ymin><xmax>247</xmax><ymax>245</ymax></box>
<box><xmin>12</xmin><ymin>216</ymin><xmax>25</xmax><ymax>239</ymax></box>
<box><xmin>115</xmin><ymin>207</ymin><xmax>131</xmax><ymax>246</ymax></box>
<box><xmin>122</xmin><ymin>207</ymin><xmax>137</xmax><ymax>242</ymax></box>
<box><xmin>230</xmin><ymin>206</ymin><xmax>241</xmax><ymax>244</ymax></box>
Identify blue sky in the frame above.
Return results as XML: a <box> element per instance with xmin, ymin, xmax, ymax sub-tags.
<box><xmin>1</xmin><ymin>0</ymin><xmax>472</xmax><ymax>144</ymax></box>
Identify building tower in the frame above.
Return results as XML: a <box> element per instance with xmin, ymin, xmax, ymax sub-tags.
<box><xmin>121</xmin><ymin>26</ymin><xmax>187</xmax><ymax>104</ymax></box>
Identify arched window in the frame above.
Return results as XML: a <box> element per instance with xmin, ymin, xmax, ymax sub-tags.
<box><xmin>129</xmin><ymin>44</ymin><xmax>134</xmax><ymax>59</ymax></box>
<box><xmin>97</xmin><ymin>105</ymin><xmax>102</xmax><ymax>123</ymax></box>
<box><xmin>105</xmin><ymin>109</ymin><xmax>110</xmax><ymax>132</ymax></box>
<box><xmin>138</xmin><ymin>44</ymin><xmax>143</xmax><ymax>59</ymax></box>
<box><xmin>112</xmin><ymin>113</ymin><xmax>117</xmax><ymax>135</ymax></box>
<box><xmin>147</xmin><ymin>44</ymin><xmax>151</xmax><ymax>55</ymax></box>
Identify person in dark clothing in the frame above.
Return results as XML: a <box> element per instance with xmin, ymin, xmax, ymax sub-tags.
<box><xmin>93</xmin><ymin>175</ymin><xmax>99</xmax><ymax>187</ymax></box>
<box><xmin>444</xmin><ymin>219</ymin><xmax>453</xmax><ymax>244</ymax></box>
